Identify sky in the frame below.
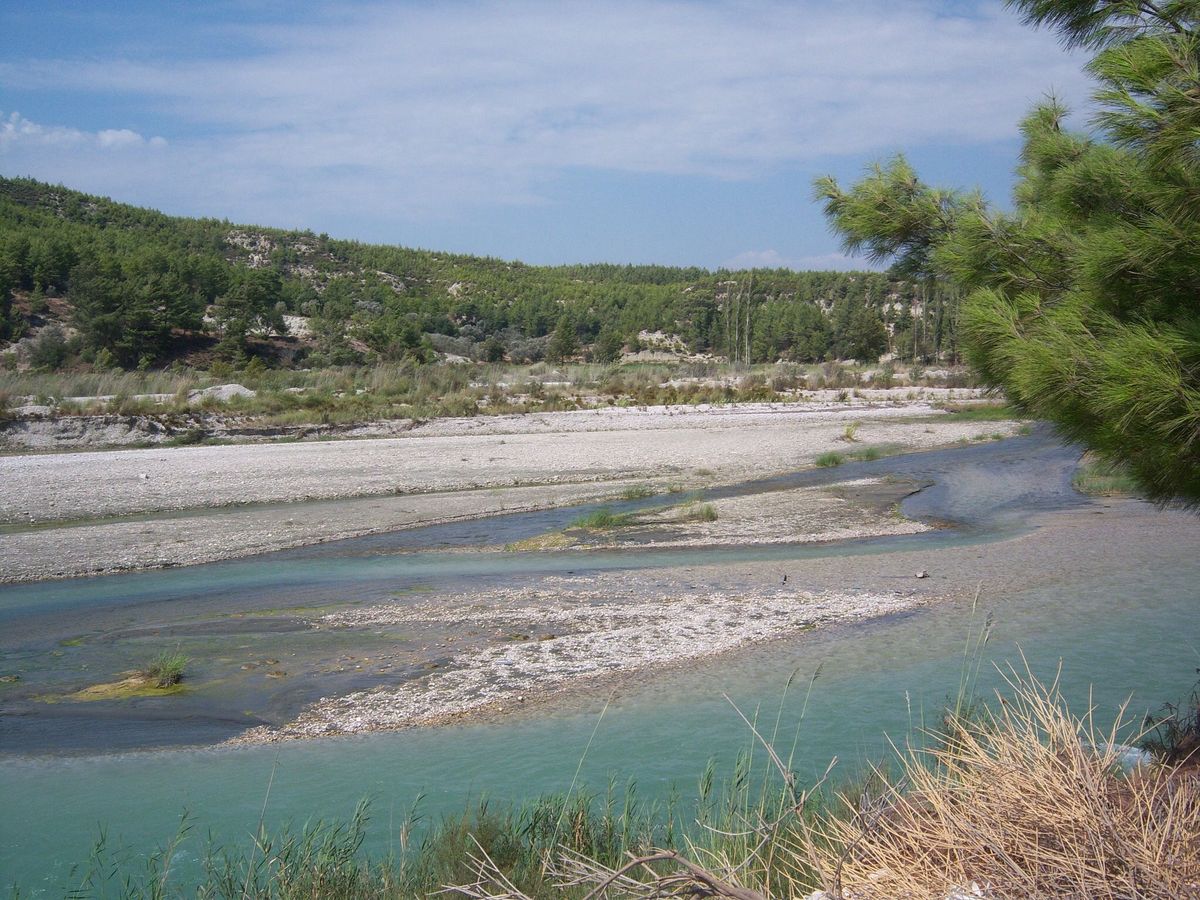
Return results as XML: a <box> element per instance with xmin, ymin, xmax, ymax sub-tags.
<box><xmin>0</xmin><ymin>1</ymin><xmax>1090</xmax><ymax>270</ymax></box>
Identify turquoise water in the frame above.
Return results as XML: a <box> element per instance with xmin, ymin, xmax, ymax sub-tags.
<box><xmin>5</xmin><ymin>558</ymin><xmax>1198</xmax><ymax>895</ymax></box>
<box><xmin>2</xmin><ymin>431</ymin><xmax>1197</xmax><ymax>893</ymax></box>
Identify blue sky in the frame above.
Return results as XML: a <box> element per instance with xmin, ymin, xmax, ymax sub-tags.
<box><xmin>0</xmin><ymin>1</ymin><xmax>1089</xmax><ymax>270</ymax></box>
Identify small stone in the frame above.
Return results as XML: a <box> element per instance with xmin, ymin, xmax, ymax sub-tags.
<box><xmin>915</xmin><ymin>570</ymin><xmax>929</xmax><ymax>579</ymax></box>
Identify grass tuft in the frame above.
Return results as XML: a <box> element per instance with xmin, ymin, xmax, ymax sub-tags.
<box><xmin>142</xmin><ymin>649</ymin><xmax>188</xmax><ymax>687</ymax></box>
<box><xmin>1073</xmin><ymin>454</ymin><xmax>1140</xmax><ymax>496</ymax></box>
<box><xmin>814</xmin><ymin>451</ymin><xmax>844</xmax><ymax>467</ymax></box>
<box><xmin>620</xmin><ymin>484</ymin><xmax>657</xmax><ymax>500</ymax></box>
<box><xmin>681</xmin><ymin>502</ymin><xmax>718</xmax><ymax>522</ymax></box>
<box><xmin>847</xmin><ymin>444</ymin><xmax>889</xmax><ymax>462</ymax></box>
<box><xmin>570</xmin><ymin>507</ymin><xmax>633</xmax><ymax>530</ymax></box>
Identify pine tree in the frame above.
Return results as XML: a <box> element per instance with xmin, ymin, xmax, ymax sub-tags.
<box><xmin>546</xmin><ymin>316</ymin><xmax>578</xmax><ymax>364</ymax></box>
<box><xmin>815</xmin><ymin>0</ymin><xmax>1200</xmax><ymax>505</ymax></box>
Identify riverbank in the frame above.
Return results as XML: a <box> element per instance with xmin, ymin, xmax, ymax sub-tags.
<box><xmin>0</xmin><ymin>398</ymin><xmax>1020</xmax><ymax>582</ymax></box>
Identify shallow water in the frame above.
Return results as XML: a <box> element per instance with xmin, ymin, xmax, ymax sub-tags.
<box><xmin>0</xmin><ymin>431</ymin><xmax>1074</xmax><ymax>754</ymax></box>
<box><xmin>3</xmin><ymin>428</ymin><xmax>1197</xmax><ymax>894</ymax></box>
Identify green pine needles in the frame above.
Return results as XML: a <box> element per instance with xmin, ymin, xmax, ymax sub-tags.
<box><xmin>815</xmin><ymin>0</ymin><xmax>1200</xmax><ymax>506</ymax></box>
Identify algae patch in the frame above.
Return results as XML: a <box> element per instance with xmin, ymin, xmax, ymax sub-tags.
<box><xmin>504</xmin><ymin>532</ymin><xmax>577</xmax><ymax>552</ymax></box>
<box><xmin>44</xmin><ymin>673</ymin><xmax>189</xmax><ymax>703</ymax></box>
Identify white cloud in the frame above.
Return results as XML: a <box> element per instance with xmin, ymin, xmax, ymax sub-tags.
<box><xmin>96</xmin><ymin>128</ymin><xmax>146</xmax><ymax>149</ymax></box>
<box><xmin>1</xmin><ymin>112</ymin><xmax>166</xmax><ymax>152</ymax></box>
<box><xmin>0</xmin><ymin>1</ymin><xmax>1089</xmax><ymax>241</ymax></box>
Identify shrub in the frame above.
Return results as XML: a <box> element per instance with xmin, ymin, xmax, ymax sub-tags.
<box><xmin>803</xmin><ymin>671</ymin><xmax>1200</xmax><ymax>899</ymax></box>
<box><xmin>28</xmin><ymin>325</ymin><xmax>70</xmax><ymax>370</ymax></box>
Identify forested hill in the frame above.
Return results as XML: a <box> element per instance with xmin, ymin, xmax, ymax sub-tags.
<box><xmin>0</xmin><ymin>176</ymin><xmax>960</xmax><ymax>370</ymax></box>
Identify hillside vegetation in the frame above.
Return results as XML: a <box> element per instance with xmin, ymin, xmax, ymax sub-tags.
<box><xmin>0</xmin><ymin>177</ymin><xmax>959</xmax><ymax>374</ymax></box>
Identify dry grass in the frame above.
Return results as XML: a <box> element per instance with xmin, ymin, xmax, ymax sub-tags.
<box><xmin>453</xmin><ymin>669</ymin><xmax>1200</xmax><ymax>899</ymax></box>
<box><xmin>801</xmin><ymin>668</ymin><xmax>1200</xmax><ymax>899</ymax></box>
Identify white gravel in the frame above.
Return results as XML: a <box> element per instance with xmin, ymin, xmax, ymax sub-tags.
<box><xmin>256</xmin><ymin>583</ymin><xmax>923</xmax><ymax>739</ymax></box>
<box><xmin>0</xmin><ymin>398</ymin><xmax>1019</xmax><ymax>582</ymax></box>
<box><xmin>2</xmin><ymin>399</ymin><xmax>1007</xmax><ymax>524</ymax></box>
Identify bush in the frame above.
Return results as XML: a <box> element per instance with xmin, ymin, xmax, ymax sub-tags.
<box><xmin>28</xmin><ymin>325</ymin><xmax>70</xmax><ymax>370</ymax></box>
<box><xmin>481</xmin><ymin>335</ymin><xmax>506</xmax><ymax>362</ymax></box>
<box><xmin>804</xmin><ymin>671</ymin><xmax>1200</xmax><ymax>899</ymax></box>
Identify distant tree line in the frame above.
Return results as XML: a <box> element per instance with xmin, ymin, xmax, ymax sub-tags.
<box><xmin>0</xmin><ymin>177</ymin><xmax>960</xmax><ymax>370</ymax></box>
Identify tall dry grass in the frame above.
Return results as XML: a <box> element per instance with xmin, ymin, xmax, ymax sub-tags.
<box><xmin>798</xmin><ymin>668</ymin><xmax>1200</xmax><ymax>899</ymax></box>
<box><xmin>457</xmin><ymin>669</ymin><xmax>1200</xmax><ymax>899</ymax></box>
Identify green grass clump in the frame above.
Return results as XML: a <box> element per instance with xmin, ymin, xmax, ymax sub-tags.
<box><xmin>681</xmin><ymin>502</ymin><xmax>718</xmax><ymax>522</ymax></box>
<box><xmin>848</xmin><ymin>445</ymin><xmax>885</xmax><ymax>462</ymax></box>
<box><xmin>815</xmin><ymin>451</ymin><xmax>844</xmax><ymax>467</ymax></box>
<box><xmin>1072</xmin><ymin>456</ymin><xmax>1140</xmax><ymax>497</ymax></box>
<box><xmin>570</xmin><ymin>507</ymin><xmax>633</xmax><ymax>530</ymax></box>
<box><xmin>620</xmin><ymin>484</ymin><xmax>657</xmax><ymax>500</ymax></box>
<box><xmin>142</xmin><ymin>649</ymin><xmax>188</xmax><ymax>687</ymax></box>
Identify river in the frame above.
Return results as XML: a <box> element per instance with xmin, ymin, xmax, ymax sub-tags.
<box><xmin>2</xmin><ymin>427</ymin><xmax>1198</xmax><ymax>894</ymax></box>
